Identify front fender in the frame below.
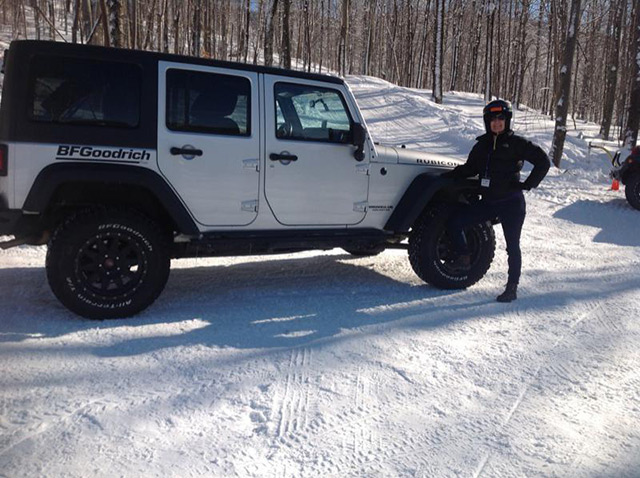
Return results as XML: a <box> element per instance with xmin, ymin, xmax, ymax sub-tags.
<box><xmin>384</xmin><ymin>174</ymin><xmax>479</xmax><ymax>233</ymax></box>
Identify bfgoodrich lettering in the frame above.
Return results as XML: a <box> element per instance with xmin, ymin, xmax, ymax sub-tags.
<box><xmin>56</xmin><ymin>145</ymin><xmax>151</xmax><ymax>162</ymax></box>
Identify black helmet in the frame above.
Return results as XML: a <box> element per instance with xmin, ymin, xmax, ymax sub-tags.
<box><xmin>483</xmin><ymin>99</ymin><xmax>512</xmax><ymax>133</ymax></box>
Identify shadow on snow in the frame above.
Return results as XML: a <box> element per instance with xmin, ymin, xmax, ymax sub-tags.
<box><xmin>553</xmin><ymin>199</ymin><xmax>640</xmax><ymax>247</ymax></box>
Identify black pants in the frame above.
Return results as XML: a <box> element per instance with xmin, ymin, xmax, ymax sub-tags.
<box><xmin>447</xmin><ymin>191</ymin><xmax>526</xmax><ymax>285</ymax></box>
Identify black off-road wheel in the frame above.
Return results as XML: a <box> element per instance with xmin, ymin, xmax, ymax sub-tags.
<box><xmin>624</xmin><ymin>172</ymin><xmax>640</xmax><ymax>211</ymax></box>
<box><xmin>408</xmin><ymin>204</ymin><xmax>495</xmax><ymax>289</ymax></box>
<box><xmin>46</xmin><ymin>208</ymin><xmax>171</xmax><ymax>319</ymax></box>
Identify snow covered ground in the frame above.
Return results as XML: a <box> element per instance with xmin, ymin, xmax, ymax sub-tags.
<box><xmin>1</xmin><ymin>76</ymin><xmax>639</xmax><ymax>478</ymax></box>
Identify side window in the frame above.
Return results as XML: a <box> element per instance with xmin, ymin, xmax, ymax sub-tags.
<box><xmin>29</xmin><ymin>55</ymin><xmax>141</xmax><ymax>128</ymax></box>
<box><xmin>166</xmin><ymin>69</ymin><xmax>251</xmax><ymax>136</ymax></box>
<box><xmin>274</xmin><ymin>82</ymin><xmax>352</xmax><ymax>143</ymax></box>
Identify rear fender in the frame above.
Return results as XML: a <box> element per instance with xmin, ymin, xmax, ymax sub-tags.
<box><xmin>22</xmin><ymin>163</ymin><xmax>199</xmax><ymax>235</ymax></box>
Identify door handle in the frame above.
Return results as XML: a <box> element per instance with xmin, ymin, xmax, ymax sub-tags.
<box><xmin>269</xmin><ymin>153</ymin><xmax>298</xmax><ymax>161</ymax></box>
<box><xmin>170</xmin><ymin>146</ymin><xmax>203</xmax><ymax>157</ymax></box>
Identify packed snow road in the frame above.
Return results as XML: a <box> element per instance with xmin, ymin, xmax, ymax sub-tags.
<box><xmin>1</xmin><ymin>79</ymin><xmax>639</xmax><ymax>478</ymax></box>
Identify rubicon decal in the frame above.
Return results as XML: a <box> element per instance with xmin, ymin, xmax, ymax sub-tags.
<box><xmin>416</xmin><ymin>158</ymin><xmax>459</xmax><ymax>167</ymax></box>
<box><xmin>56</xmin><ymin>145</ymin><xmax>152</xmax><ymax>163</ymax></box>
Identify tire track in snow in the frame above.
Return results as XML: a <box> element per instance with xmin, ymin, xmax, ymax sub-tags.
<box><xmin>471</xmin><ymin>299</ymin><xmax>610</xmax><ymax>478</ymax></box>
<box><xmin>275</xmin><ymin>347</ymin><xmax>312</xmax><ymax>441</ymax></box>
<box><xmin>278</xmin><ymin>367</ymin><xmax>443</xmax><ymax>477</ymax></box>
<box><xmin>340</xmin><ymin>368</ymin><xmax>380</xmax><ymax>469</ymax></box>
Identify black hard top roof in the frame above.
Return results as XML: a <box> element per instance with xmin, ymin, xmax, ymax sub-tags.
<box><xmin>8</xmin><ymin>40</ymin><xmax>345</xmax><ymax>85</ymax></box>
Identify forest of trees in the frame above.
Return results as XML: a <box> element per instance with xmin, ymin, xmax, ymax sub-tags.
<box><xmin>2</xmin><ymin>0</ymin><xmax>639</xmax><ymax>153</ymax></box>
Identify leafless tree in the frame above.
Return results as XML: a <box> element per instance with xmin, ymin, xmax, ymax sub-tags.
<box><xmin>264</xmin><ymin>0</ymin><xmax>278</xmax><ymax>67</ymax></box>
<box><xmin>281</xmin><ymin>0</ymin><xmax>291</xmax><ymax>69</ymax></box>
<box><xmin>550</xmin><ymin>0</ymin><xmax>582</xmax><ymax>167</ymax></box>
<box><xmin>600</xmin><ymin>0</ymin><xmax>626</xmax><ymax>139</ymax></box>
<box><xmin>4</xmin><ymin>0</ymin><xmax>638</xmax><ymax>148</ymax></box>
<box><xmin>623</xmin><ymin>0</ymin><xmax>640</xmax><ymax>149</ymax></box>
<box><xmin>432</xmin><ymin>0</ymin><xmax>444</xmax><ymax>104</ymax></box>
<box><xmin>338</xmin><ymin>0</ymin><xmax>350</xmax><ymax>76</ymax></box>
<box><xmin>484</xmin><ymin>1</ymin><xmax>497</xmax><ymax>102</ymax></box>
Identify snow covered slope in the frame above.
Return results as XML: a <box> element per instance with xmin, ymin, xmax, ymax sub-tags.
<box><xmin>1</xmin><ymin>77</ymin><xmax>639</xmax><ymax>478</ymax></box>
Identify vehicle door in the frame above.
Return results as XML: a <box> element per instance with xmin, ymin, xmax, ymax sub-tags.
<box><xmin>263</xmin><ymin>76</ymin><xmax>369</xmax><ymax>226</ymax></box>
<box><xmin>157</xmin><ymin>62</ymin><xmax>260</xmax><ymax>227</ymax></box>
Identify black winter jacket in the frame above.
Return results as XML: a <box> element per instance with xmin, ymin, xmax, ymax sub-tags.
<box><xmin>446</xmin><ymin>130</ymin><xmax>550</xmax><ymax>200</ymax></box>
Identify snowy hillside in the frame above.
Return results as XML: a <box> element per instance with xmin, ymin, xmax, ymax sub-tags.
<box><xmin>1</xmin><ymin>77</ymin><xmax>639</xmax><ymax>478</ymax></box>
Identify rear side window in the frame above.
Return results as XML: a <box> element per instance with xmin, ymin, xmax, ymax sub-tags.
<box><xmin>28</xmin><ymin>55</ymin><xmax>141</xmax><ymax>128</ymax></box>
<box><xmin>166</xmin><ymin>69</ymin><xmax>251</xmax><ymax>136</ymax></box>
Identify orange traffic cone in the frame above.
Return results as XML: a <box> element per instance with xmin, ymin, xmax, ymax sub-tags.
<box><xmin>611</xmin><ymin>179</ymin><xmax>620</xmax><ymax>191</ymax></box>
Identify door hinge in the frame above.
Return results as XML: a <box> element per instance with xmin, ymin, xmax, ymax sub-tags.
<box><xmin>353</xmin><ymin>201</ymin><xmax>368</xmax><ymax>212</ymax></box>
<box><xmin>241</xmin><ymin>200</ymin><xmax>259</xmax><ymax>212</ymax></box>
<box><xmin>243</xmin><ymin>158</ymin><xmax>260</xmax><ymax>172</ymax></box>
<box><xmin>356</xmin><ymin>164</ymin><xmax>370</xmax><ymax>175</ymax></box>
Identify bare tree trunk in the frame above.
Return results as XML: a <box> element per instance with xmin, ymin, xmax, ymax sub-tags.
<box><xmin>550</xmin><ymin>0</ymin><xmax>569</xmax><ymax>116</ymax></box>
<box><xmin>161</xmin><ymin>0</ymin><xmax>169</xmax><ymax>52</ymax></box>
<box><xmin>252</xmin><ymin>0</ymin><xmax>265</xmax><ymax>64</ymax></box>
<box><xmin>140</xmin><ymin>0</ymin><xmax>157</xmax><ymax>50</ymax></box>
<box><xmin>577</xmin><ymin>1</ymin><xmax>598</xmax><ymax>119</ymax></box>
<box><xmin>318</xmin><ymin>0</ymin><xmax>325</xmax><ymax>72</ymax></box>
<box><xmin>280</xmin><ymin>0</ymin><xmax>291</xmax><ymax>68</ymax></box>
<box><xmin>99</xmin><ymin>0</ymin><xmax>110</xmax><ymax>46</ymax></box>
<box><xmin>339</xmin><ymin>0</ymin><xmax>350</xmax><ymax>76</ymax></box>
<box><xmin>129</xmin><ymin>0</ymin><xmax>136</xmax><ymax>49</ymax></box>
<box><xmin>172</xmin><ymin>0</ymin><xmax>180</xmax><ymax>54</ymax></box>
<box><xmin>191</xmin><ymin>0</ymin><xmax>201</xmax><ymax>56</ymax></box>
<box><xmin>432</xmin><ymin>0</ymin><xmax>444</xmax><ymax>103</ymax></box>
<box><xmin>467</xmin><ymin>0</ymin><xmax>483</xmax><ymax>92</ymax></box>
<box><xmin>624</xmin><ymin>0</ymin><xmax>640</xmax><ymax>149</ymax></box>
<box><xmin>530</xmin><ymin>0</ymin><xmax>545</xmax><ymax>109</ymax></box>
<box><xmin>264</xmin><ymin>0</ymin><xmax>278</xmax><ymax>67</ymax></box>
<box><xmin>402</xmin><ymin>1</ymin><xmax>416</xmax><ymax>86</ymax></box>
<box><xmin>550</xmin><ymin>0</ymin><xmax>582</xmax><ymax>167</ymax></box>
<box><xmin>71</xmin><ymin>0</ymin><xmax>81</xmax><ymax>43</ymax></box>
<box><xmin>107</xmin><ymin>0</ymin><xmax>120</xmax><ymax>47</ymax></box>
<box><xmin>303</xmin><ymin>0</ymin><xmax>311</xmax><ymax>71</ymax></box>
<box><xmin>243</xmin><ymin>0</ymin><xmax>251</xmax><ymax>62</ymax></box>
<box><xmin>600</xmin><ymin>0</ymin><xmax>626</xmax><ymax>139</ymax></box>
<box><xmin>449</xmin><ymin>1</ymin><xmax>463</xmax><ymax>91</ymax></box>
<box><xmin>81</xmin><ymin>0</ymin><xmax>93</xmax><ymax>43</ymax></box>
<box><xmin>484</xmin><ymin>2</ymin><xmax>496</xmax><ymax>102</ymax></box>
<box><xmin>513</xmin><ymin>0</ymin><xmax>530</xmax><ymax>108</ymax></box>
<box><xmin>295</xmin><ymin>1</ymin><xmax>303</xmax><ymax>69</ymax></box>
<box><xmin>417</xmin><ymin>0</ymin><xmax>432</xmax><ymax>89</ymax></box>
<box><xmin>32</xmin><ymin>0</ymin><xmax>41</xmax><ymax>40</ymax></box>
<box><xmin>51</xmin><ymin>0</ymin><xmax>56</xmax><ymax>39</ymax></box>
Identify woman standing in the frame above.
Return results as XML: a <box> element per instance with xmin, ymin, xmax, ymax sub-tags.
<box><xmin>442</xmin><ymin>100</ymin><xmax>550</xmax><ymax>302</ymax></box>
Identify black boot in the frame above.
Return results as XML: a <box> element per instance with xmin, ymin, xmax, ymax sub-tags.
<box><xmin>497</xmin><ymin>283</ymin><xmax>518</xmax><ymax>302</ymax></box>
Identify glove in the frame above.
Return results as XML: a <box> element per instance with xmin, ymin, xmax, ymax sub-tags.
<box><xmin>514</xmin><ymin>181</ymin><xmax>531</xmax><ymax>191</ymax></box>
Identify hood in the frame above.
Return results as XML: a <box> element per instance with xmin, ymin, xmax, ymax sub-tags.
<box><xmin>373</xmin><ymin>144</ymin><xmax>464</xmax><ymax>169</ymax></box>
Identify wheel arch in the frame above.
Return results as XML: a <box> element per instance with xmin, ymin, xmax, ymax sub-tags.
<box><xmin>384</xmin><ymin>173</ymin><xmax>479</xmax><ymax>233</ymax></box>
<box><xmin>23</xmin><ymin>163</ymin><xmax>199</xmax><ymax>235</ymax></box>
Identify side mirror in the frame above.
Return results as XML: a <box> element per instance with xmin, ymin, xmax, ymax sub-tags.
<box><xmin>351</xmin><ymin>123</ymin><xmax>366</xmax><ymax>162</ymax></box>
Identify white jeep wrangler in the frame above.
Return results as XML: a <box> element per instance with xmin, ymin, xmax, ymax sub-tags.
<box><xmin>0</xmin><ymin>40</ymin><xmax>496</xmax><ymax>319</ymax></box>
